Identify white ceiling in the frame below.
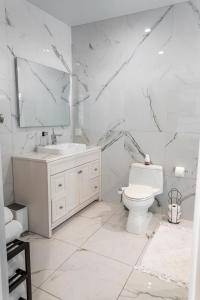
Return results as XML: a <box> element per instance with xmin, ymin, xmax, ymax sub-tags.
<box><xmin>27</xmin><ymin>0</ymin><xmax>187</xmax><ymax>26</ymax></box>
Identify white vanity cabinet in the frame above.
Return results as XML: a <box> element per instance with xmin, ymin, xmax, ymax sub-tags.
<box><xmin>13</xmin><ymin>147</ymin><xmax>101</xmax><ymax>238</ymax></box>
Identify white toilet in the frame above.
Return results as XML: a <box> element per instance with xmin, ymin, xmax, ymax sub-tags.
<box><xmin>123</xmin><ymin>163</ymin><xmax>163</xmax><ymax>234</ymax></box>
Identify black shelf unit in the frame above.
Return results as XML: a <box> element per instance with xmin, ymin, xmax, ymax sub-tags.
<box><xmin>7</xmin><ymin>239</ymin><xmax>32</xmax><ymax>300</ymax></box>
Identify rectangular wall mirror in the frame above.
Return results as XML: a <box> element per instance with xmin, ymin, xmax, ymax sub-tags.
<box><xmin>15</xmin><ymin>57</ymin><xmax>70</xmax><ymax>128</ymax></box>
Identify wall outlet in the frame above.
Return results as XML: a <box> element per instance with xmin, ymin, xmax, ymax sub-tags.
<box><xmin>75</xmin><ymin>128</ymin><xmax>82</xmax><ymax>136</ymax></box>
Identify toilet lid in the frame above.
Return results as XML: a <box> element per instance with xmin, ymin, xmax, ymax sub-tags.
<box><xmin>124</xmin><ymin>184</ymin><xmax>154</xmax><ymax>200</ymax></box>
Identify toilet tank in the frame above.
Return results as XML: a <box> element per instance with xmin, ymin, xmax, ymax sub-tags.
<box><xmin>129</xmin><ymin>163</ymin><xmax>163</xmax><ymax>194</ymax></box>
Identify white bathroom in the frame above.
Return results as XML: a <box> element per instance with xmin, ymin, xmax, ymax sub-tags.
<box><xmin>1</xmin><ymin>0</ymin><xmax>200</xmax><ymax>299</ymax></box>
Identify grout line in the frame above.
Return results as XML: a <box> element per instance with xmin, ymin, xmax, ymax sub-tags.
<box><xmin>52</xmin><ymin>216</ymin><xmax>106</xmax><ymax>248</ymax></box>
<box><xmin>36</xmin><ymin>287</ymin><xmax>61</xmax><ymax>299</ymax></box>
<box><xmin>116</xmin><ymin>239</ymin><xmax>150</xmax><ymax>300</ymax></box>
<box><xmin>36</xmin><ymin>245</ymin><xmax>79</xmax><ymax>289</ymax></box>
<box><xmin>116</xmin><ymin>267</ymin><xmax>134</xmax><ymax>300</ymax></box>
<box><xmin>52</xmin><ymin>236</ymin><xmax>81</xmax><ymax>248</ymax></box>
<box><xmin>81</xmin><ymin>247</ymin><xmax>134</xmax><ymax>267</ymax></box>
<box><xmin>77</xmin><ymin>206</ymin><xmax>121</xmax><ymax>248</ymax></box>
<box><xmin>31</xmin><ymin>202</ymin><xmax>150</xmax><ymax>299</ymax></box>
<box><xmin>79</xmin><ymin>219</ymin><xmax>106</xmax><ymax>247</ymax></box>
<box><xmin>35</xmin><ymin>205</ymin><xmax>117</xmax><ymax>290</ymax></box>
<box><xmin>116</xmin><ymin>220</ymin><xmax>162</xmax><ymax>300</ymax></box>
<box><xmin>133</xmin><ymin>217</ymin><xmax>162</xmax><ymax>267</ymax></box>
<box><xmin>135</xmin><ymin>238</ymin><xmax>150</xmax><ymax>266</ymax></box>
<box><xmin>134</xmin><ymin>221</ymin><xmax>161</xmax><ymax>267</ymax></box>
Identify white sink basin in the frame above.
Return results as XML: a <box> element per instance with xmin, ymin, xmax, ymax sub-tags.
<box><xmin>37</xmin><ymin>143</ymin><xmax>87</xmax><ymax>156</ymax></box>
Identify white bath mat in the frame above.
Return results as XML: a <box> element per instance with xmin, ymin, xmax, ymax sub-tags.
<box><xmin>136</xmin><ymin>222</ymin><xmax>193</xmax><ymax>286</ymax></box>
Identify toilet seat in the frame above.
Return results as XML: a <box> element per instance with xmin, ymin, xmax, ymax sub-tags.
<box><xmin>124</xmin><ymin>184</ymin><xmax>154</xmax><ymax>201</ymax></box>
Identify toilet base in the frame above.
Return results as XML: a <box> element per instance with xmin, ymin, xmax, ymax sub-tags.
<box><xmin>126</xmin><ymin>210</ymin><xmax>152</xmax><ymax>235</ymax></box>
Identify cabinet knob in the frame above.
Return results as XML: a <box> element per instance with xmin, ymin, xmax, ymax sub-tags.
<box><xmin>78</xmin><ymin>170</ymin><xmax>83</xmax><ymax>174</ymax></box>
<box><xmin>58</xmin><ymin>184</ymin><xmax>63</xmax><ymax>187</ymax></box>
<box><xmin>59</xmin><ymin>206</ymin><xmax>63</xmax><ymax>209</ymax></box>
<box><xmin>94</xmin><ymin>168</ymin><xmax>98</xmax><ymax>171</ymax></box>
<box><xmin>94</xmin><ymin>186</ymin><xmax>98</xmax><ymax>189</ymax></box>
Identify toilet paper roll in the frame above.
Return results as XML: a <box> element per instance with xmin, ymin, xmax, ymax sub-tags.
<box><xmin>175</xmin><ymin>166</ymin><xmax>185</xmax><ymax>177</ymax></box>
<box><xmin>168</xmin><ymin>204</ymin><xmax>181</xmax><ymax>212</ymax></box>
<box><xmin>168</xmin><ymin>204</ymin><xmax>181</xmax><ymax>223</ymax></box>
<box><xmin>168</xmin><ymin>212</ymin><xmax>181</xmax><ymax>218</ymax></box>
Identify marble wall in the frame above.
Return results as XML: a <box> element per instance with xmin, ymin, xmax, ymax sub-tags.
<box><xmin>0</xmin><ymin>0</ymin><xmax>72</xmax><ymax>205</ymax></box>
<box><xmin>72</xmin><ymin>1</ymin><xmax>200</xmax><ymax>219</ymax></box>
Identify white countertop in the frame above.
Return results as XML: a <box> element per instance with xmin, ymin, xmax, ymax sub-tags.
<box><xmin>13</xmin><ymin>146</ymin><xmax>101</xmax><ymax>163</ymax></box>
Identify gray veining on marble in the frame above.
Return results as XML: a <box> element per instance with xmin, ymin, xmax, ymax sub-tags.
<box><xmin>121</xmin><ymin>289</ymin><xmax>183</xmax><ymax>299</ymax></box>
<box><xmin>165</xmin><ymin>133</ymin><xmax>178</xmax><ymax>147</ymax></box>
<box><xmin>51</xmin><ymin>44</ymin><xmax>71</xmax><ymax>74</ymax></box>
<box><xmin>72</xmin><ymin>2</ymin><xmax>200</xmax><ymax>219</ymax></box>
<box><xmin>119</xmin><ymin>270</ymin><xmax>188</xmax><ymax>300</ymax></box>
<box><xmin>101</xmin><ymin>131</ymin><xmax>124</xmax><ymax>152</ymax></box>
<box><xmin>0</xmin><ymin>0</ymin><xmax>72</xmax><ymax>204</ymax></box>
<box><xmin>188</xmin><ymin>1</ymin><xmax>200</xmax><ymax>26</ymax></box>
<box><xmin>97</xmin><ymin>121</ymin><xmax>125</xmax><ymax>151</ymax></box>
<box><xmin>7</xmin><ymin>45</ymin><xmax>15</xmax><ymax>57</ymax></box>
<box><xmin>89</xmin><ymin>43</ymin><xmax>94</xmax><ymax>50</ymax></box>
<box><xmin>73</xmin><ymin>95</ymin><xmax>90</xmax><ymax>107</ymax></box>
<box><xmin>26</xmin><ymin>60</ymin><xmax>57</xmax><ymax>103</ymax></box>
<box><xmin>5</xmin><ymin>8</ymin><xmax>13</xmax><ymax>27</ymax></box>
<box><xmin>52</xmin><ymin>43</ymin><xmax>89</xmax><ymax>95</ymax></box>
<box><xmin>94</xmin><ymin>5</ymin><xmax>173</xmax><ymax>103</ymax></box>
<box><xmin>124</xmin><ymin>131</ymin><xmax>146</xmax><ymax>159</ymax></box>
<box><xmin>43</xmin><ymin>23</ymin><xmax>54</xmax><ymax>38</ymax></box>
<box><xmin>0</xmin><ymin>89</ymin><xmax>12</xmax><ymax>102</ymax></box>
<box><xmin>143</xmin><ymin>89</ymin><xmax>162</xmax><ymax>132</ymax></box>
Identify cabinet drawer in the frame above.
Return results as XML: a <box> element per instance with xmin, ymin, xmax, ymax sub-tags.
<box><xmin>49</xmin><ymin>150</ymin><xmax>100</xmax><ymax>175</ymax></box>
<box><xmin>89</xmin><ymin>161</ymin><xmax>100</xmax><ymax>178</ymax></box>
<box><xmin>90</xmin><ymin>177</ymin><xmax>100</xmax><ymax>196</ymax></box>
<box><xmin>51</xmin><ymin>172</ymin><xmax>66</xmax><ymax>199</ymax></box>
<box><xmin>52</xmin><ymin>198</ymin><xmax>66</xmax><ymax>223</ymax></box>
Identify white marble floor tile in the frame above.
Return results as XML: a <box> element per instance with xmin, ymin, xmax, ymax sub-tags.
<box><xmin>144</xmin><ymin>214</ymin><xmax>163</xmax><ymax>240</ymax></box>
<box><xmin>107</xmin><ymin>207</ymin><xmax>128</xmax><ymax>230</ymax></box>
<box><xmin>41</xmin><ymin>250</ymin><xmax>132</xmax><ymax>300</ymax></box>
<box><xmin>32</xmin><ymin>285</ymin><xmax>37</xmax><ymax>293</ymax></box>
<box><xmin>24</xmin><ymin>234</ymin><xmax>77</xmax><ymax>287</ymax></box>
<box><xmin>119</xmin><ymin>270</ymin><xmax>188</xmax><ymax>299</ymax></box>
<box><xmin>78</xmin><ymin>200</ymin><xmax>122</xmax><ymax>223</ymax></box>
<box><xmin>83</xmin><ymin>223</ymin><xmax>148</xmax><ymax>265</ymax></box>
<box><xmin>32</xmin><ymin>288</ymin><xmax>59</xmax><ymax>300</ymax></box>
<box><xmin>53</xmin><ymin>215</ymin><xmax>103</xmax><ymax>246</ymax></box>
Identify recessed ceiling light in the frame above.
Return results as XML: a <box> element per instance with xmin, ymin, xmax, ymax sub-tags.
<box><xmin>144</xmin><ymin>28</ymin><xmax>151</xmax><ymax>33</ymax></box>
<box><xmin>158</xmin><ymin>50</ymin><xmax>164</xmax><ymax>55</ymax></box>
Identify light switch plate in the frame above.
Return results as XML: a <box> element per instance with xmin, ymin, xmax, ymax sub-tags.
<box><xmin>75</xmin><ymin>128</ymin><xmax>82</xmax><ymax>136</ymax></box>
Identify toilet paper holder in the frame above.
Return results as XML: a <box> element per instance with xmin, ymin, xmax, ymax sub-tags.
<box><xmin>172</xmin><ymin>167</ymin><xmax>188</xmax><ymax>177</ymax></box>
<box><xmin>168</xmin><ymin>188</ymin><xmax>182</xmax><ymax>224</ymax></box>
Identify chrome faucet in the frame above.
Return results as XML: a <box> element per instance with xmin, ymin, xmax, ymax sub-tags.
<box><xmin>51</xmin><ymin>129</ymin><xmax>62</xmax><ymax>145</ymax></box>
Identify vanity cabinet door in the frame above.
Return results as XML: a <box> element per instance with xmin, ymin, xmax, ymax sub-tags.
<box><xmin>78</xmin><ymin>165</ymin><xmax>90</xmax><ymax>204</ymax></box>
<box><xmin>52</xmin><ymin>159</ymin><xmax>100</xmax><ymax>219</ymax></box>
<box><xmin>51</xmin><ymin>172</ymin><xmax>67</xmax><ymax>200</ymax></box>
<box><xmin>52</xmin><ymin>197</ymin><xmax>67</xmax><ymax>223</ymax></box>
<box><xmin>65</xmin><ymin>167</ymin><xmax>80</xmax><ymax>211</ymax></box>
<box><xmin>89</xmin><ymin>160</ymin><xmax>100</xmax><ymax>178</ymax></box>
<box><xmin>89</xmin><ymin>177</ymin><xmax>100</xmax><ymax>196</ymax></box>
